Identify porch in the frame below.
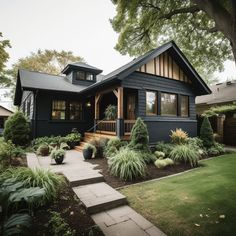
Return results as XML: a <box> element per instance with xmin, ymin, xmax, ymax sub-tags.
<box><xmin>93</xmin><ymin>86</ymin><xmax>137</xmax><ymax>138</ymax></box>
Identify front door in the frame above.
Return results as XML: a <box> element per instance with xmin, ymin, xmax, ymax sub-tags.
<box><xmin>127</xmin><ymin>94</ymin><xmax>136</xmax><ymax>120</ymax></box>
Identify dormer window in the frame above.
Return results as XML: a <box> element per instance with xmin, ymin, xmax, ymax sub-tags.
<box><xmin>61</xmin><ymin>62</ymin><xmax>102</xmax><ymax>85</ymax></box>
<box><xmin>76</xmin><ymin>71</ymin><xmax>94</xmax><ymax>81</ymax></box>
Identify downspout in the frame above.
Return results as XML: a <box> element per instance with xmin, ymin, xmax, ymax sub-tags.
<box><xmin>33</xmin><ymin>90</ymin><xmax>38</xmax><ymax>138</ymax></box>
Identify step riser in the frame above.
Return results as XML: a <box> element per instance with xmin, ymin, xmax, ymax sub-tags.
<box><xmin>87</xmin><ymin>198</ymin><xmax>127</xmax><ymax>214</ymax></box>
<box><xmin>70</xmin><ymin>176</ymin><xmax>104</xmax><ymax>187</ymax></box>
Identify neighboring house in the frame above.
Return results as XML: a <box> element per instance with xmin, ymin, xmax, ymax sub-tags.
<box><xmin>0</xmin><ymin>105</ymin><xmax>13</xmax><ymax>134</ymax></box>
<box><xmin>196</xmin><ymin>81</ymin><xmax>236</xmax><ymax>115</ymax></box>
<box><xmin>14</xmin><ymin>41</ymin><xmax>210</xmax><ymax>143</ymax></box>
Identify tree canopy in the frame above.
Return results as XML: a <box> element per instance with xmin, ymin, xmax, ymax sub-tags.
<box><xmin>10</xmin><ymin>49</ymin><xmax>84</xmax><ymax>79</ymax></box>
<box><xmin>0</xmin><ymin>32</ymin><xmax>11</xmax><ymax>86</ymax></box>
<box><xmin>111</xmin><ymin>0</ymin><xmax>236</xmax><ymax>83</ymax></box>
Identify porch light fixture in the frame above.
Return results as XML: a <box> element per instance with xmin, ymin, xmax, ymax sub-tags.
<box><xmin>86</xmin><ymin>102</ymin><xmax>91</xmax><ymax>107</ymax></box>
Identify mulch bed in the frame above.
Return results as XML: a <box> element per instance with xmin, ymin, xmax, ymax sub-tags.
<box><xmin>31</xmin><ymin>182</ymin><xmax>104</xmax><ymax>236</ymax></box>
<box><xmin>87</xmin><ymin>158</ymin><xmax>196</xmax><ymax>189</ymax></box>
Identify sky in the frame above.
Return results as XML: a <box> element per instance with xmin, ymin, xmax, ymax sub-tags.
<box><xmin>0</xmin><ymin>0</ymin><xmax>235</xmax><ymax>109</ymax></box>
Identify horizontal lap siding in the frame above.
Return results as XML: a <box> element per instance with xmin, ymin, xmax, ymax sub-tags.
<box><xmin>122</xmin><ymin>72</ymin><xmax>197</xmax><ymax>143</ymax></box>
<box><xmin>35</xmin><ymin>91</ymin><xmax>94</xmax><ymax>137</ymax></box>
<box><xmin>146</xmin><ymin>120</ymin><xmax>197</xmax><ymax>143</ymax></box>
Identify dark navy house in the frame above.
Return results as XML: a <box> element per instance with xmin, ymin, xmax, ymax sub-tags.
<box><xmin>14</xmin><ymin>41</ymin><xmax>211</xmax><ymax>143</ymax></box>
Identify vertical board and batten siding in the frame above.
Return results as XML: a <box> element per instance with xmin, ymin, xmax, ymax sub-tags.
<box><xmin>137</xmin><ymin>52</ymin><xmax>191</xmax><ymax>84</ymax></box>
<box><xmin>34</xmin><ymin>90</ymin><xmax>94</xmax><ymax>137</ymax></box>
<box><xmin>122</xmin><ymin>71</ymin><xmax>197</xmax><ymax>143</ymax></box>
<box><xmin>20</xmin><ymin>91</ymin><xmax>34</xmax><ymax>120</ymax></box>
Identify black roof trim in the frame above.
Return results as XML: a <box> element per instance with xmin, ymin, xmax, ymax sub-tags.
<box><xmin>81</xmin><ymin>41</ymin><xmax>211</xmax><ymax>95</ymax></box>
<box><xmin>62</xmin><ymin>62</ymin><xmax>103</xmax><ymax>75</ymax></box>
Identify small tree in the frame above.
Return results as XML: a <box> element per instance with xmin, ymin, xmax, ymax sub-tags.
<box><xmin>200</xmin><ymin>116</ymin><xmax>214</xmax><ymax>148</ymax></box>
<box><xmin>3</xmin><ymin>111</ymin><xmax>30</xmax><ymax>146</ymax></box>
<box><xmin>129</xmin><ymin>117</ymin><xmax>149</xmax><ymax>152</ymax></box>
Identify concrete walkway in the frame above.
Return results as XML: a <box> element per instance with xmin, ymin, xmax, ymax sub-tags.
<box><xmin>27</xmin><ymin>150</ymin><xmax>166</xmax><ymax>236</ymax></box>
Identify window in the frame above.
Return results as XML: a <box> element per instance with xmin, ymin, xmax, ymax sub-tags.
<box><xmin>86</xmin><ymin>73</ymin><xmax>93</xmax><ymax>81</ymax></box>
<box><xmin>51</xmin><ymin>100</ymin><xmax>66</xmax><ymax>120</ymax></box>
<box><xmin>76</xmin><ymin>71</ymin><xmax>94</xmax><ymax>81</ymax></box>
<box><xmin>69</xmin><ymin>102</ymin><xmax>83</xmax><ymax>120</ymax></box>
<box><xmin>146</xmin><ymin>91</ymin><xmax>157</xmax><ymax>115</ymax></box>
<box><xmin>181</xmin><ymin>95</ymin><xmax>189</xmax><ymax>117</ymax></box>
<box><xmin>27</xmin><ymin>98</ymin><xmax>31</xmax><ymax>117</ymax></box>
<box><xmin>161</xmin><ymin>93</ymin><xmax>177</xmax><ymax>116</ymax></box>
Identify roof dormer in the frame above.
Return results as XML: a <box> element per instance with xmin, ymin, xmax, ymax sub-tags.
<box><xmin>62</xmin><ymin>62</ymin><xmax>103</xmax><ymax>86</ymax></box>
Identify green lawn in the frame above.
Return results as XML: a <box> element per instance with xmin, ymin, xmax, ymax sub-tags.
<box><xmin>120</xmin><ymin>154</ymin><xmax>236</xmax><ymax>236</ymax></box>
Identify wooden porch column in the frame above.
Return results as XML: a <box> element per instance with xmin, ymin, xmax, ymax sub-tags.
<box><xmin>95</xmin><ymin>94</ymin><xmax>101</xmax><ymax>120</ymax></box>
<box><xmin>117</xmin><ymin>87</ymin><xmax>124</xmax><ymax>119</ymax></box>
<box><xmin>116</xmin><ymin>87</ymin><xmax>124</xmax><ymax>138</ymax></box>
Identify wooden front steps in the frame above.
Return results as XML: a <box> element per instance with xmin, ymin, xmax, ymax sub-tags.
<box><xmin>75</xmin><ymin>132</ymin><xmax>116</xmax><ymax>152</ymax></box>
<box><xmin>75</xmin><ymin>132</ymin><xmax>130</xmax><ymax>152</ymax></box>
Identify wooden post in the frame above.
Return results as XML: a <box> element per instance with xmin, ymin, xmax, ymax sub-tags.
<box><xmin>95</xmin><ymin>94</ymin><xmax>101</xmax><ymax>120</ymax></box>
<box><xmin>117</xmin><ymin>87</ymin><xmax>124</xmax><ymax>119</ymax></box>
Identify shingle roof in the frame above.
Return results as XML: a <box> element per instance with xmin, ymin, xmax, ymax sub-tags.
<box><xmin>61</xmin><ymin>62</ymin><xmax>102</xmax><ymax>74</ymax></box>
<box><xmin>19</xmin><ymin>69</ymin><xmax>87</xmax><ymax>93</ymax></box>
<box><xmin>15</xmin><ymin>40</ymin><xmax>211</xmax><ymax>105</ymax></box>
<box><xmin>196</xmin><ymin>81</ymin><xmax>236</xmax><ymax>105</ymax></box>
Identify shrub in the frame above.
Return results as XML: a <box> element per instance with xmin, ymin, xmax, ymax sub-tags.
<box><xmin>104</xmin><ymin>137</ymin><xmax>124</xmax><ymax>158</ymax></box>
<box><xmin>104</xmin><ymin>105</ymin><xmax>117</xmax><ymax>120</ymax></box>
<box><xmin>3</xmin><ymin>111</ymin><xmax>30</xmax><ymax>146</ymax></box>
<box><xmin>200</xmin><ymin>116</ymin><xmax>214</xmax><ymax>148</ymax></box>
<box><xmin>0</xmin><ymin>167</ymin><xmax>65</xmax><ymax>204</ymax></box>
<box><xmin>108</xmin><ymin>148</ymin><xmax>146</xmax><ymax>180</ymax></box>
<box><xmin>155</xmin><ymin>142</ymin><xmax>175</xmax><ymax>156</ymax></box>
<box><xmin>89</xmin><ymin>138</ymin><xmax>109</xmax><ymax>158</ymax></box>
<box><xmin>138</xmin><ymin>152</ymin><xmax>157</xmax><ymax>164</ymax></box>
<box><xmin>154</xmin><ymin>151</ymin><xmax>165</xmax><ymax>159</ymax></box>
<box><xmin>32</xmin><ymin>135</ymin><xmax>64</xmax><ymax>150</ymax></box>
<box><xmin>37</xmin><ymin>144</ymin><xmax>50</xmax><ymax>156</ymax></box>
<box><xmin>154</xmin><ymin>158</ymin><xmax>174</xmax><ymax>169</ymax></box>
<box><xmin>170</xmin><ymin>128</ymin><xmax>188</xmax><ymax>144</ymax></box>
<box><xmin>84</xmin><ymin>143</ymin><xmax>97</xmax><ymax>156</ymax></box>
<box><xmin>187</xmin><ymin>137</ymin><xmax>204</xmax><ymax>149</ymax></box>
<box><xmin>129</xmin><ymin>117</ymin><xmax>150</xmax><ymax>152</ymax></box>
<box><xmin>169</xmin><ymin>144</ymin><xmax>200</xmax><ymax>167</ymax></box>
<box><xmin>0</xmin><ymin>140</ymin><xmax>15</xmax><ymax>167</ymax></box>
<box><xmin>11</xmin><ymin>146</ymin><xmax>26</xmax><ymax>158</ymax></box>
<box><xmin>208</xmin><ymin>142</ymin><xmax>226</xmax><ymax>156</ymax></box>
<box><xmin>65</xmin><ymin>132</ymin><xmax>81</xmax><ymax>143</ymax></box>
<box><xmin>50</xmin><ymin>148</ymin><xmax>66</xmax><ymax>160</ymax></box>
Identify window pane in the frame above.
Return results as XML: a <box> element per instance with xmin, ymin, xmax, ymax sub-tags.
<box><xmin>181</xmin><ymin>95</ymin><xmax>189</xmax><ymax>117</ymax></box>
<box><xmin>161</xmin><ymin>93</ymin><xmax>177</xmax><ymax>116</ymax></box>
<box><xmin>86</xmin><ymin>73</ymin><xmax>93</xmax><ymax>81</ymax></box>
<box><xmin>76</xmin><ymin>71</ymin><xmax>85</xmax><ymax>80</ymax></box>
<box><xmin>146</xmin><ymin>91</ymin><xmax>157</xmax><ymax>115</ymax></box>
<box><xmin>52</xmin><ymin>100</ymin><xmax>66</xmax><ymax>120</ymax></box>
<box><xmin>69</xmin><ymin>102</ymin><xmax>83</xmax><ymax>120</ymax></box>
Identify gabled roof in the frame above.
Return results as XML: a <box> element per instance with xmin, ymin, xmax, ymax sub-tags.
<box><xmin>0</xmin><ymin>105</ymin><xmax>13</xmax><ymax>116</ymax></box>
<box><xmin>14</xmin><ymin>40</ymin><xmax>211</xmax><ymax>105</ymax></box>
<box><xmin>61</xmin><ymin>62</ymin><xmax>103</xmax><ymax>75</ymax></box>
<box><xmin>14</xmin><ymin>69</ymin><xmax>87</xmax><ymax>105</ymax></box>
<box><xmin>196</xmin><ymin>81</ymin><xmax>236</xmax><ymax>105</ymax></box>
<box><xmin>80</xmin><ymin>41</ymin><xmax>211</xmax><ymax>95</ymax></box>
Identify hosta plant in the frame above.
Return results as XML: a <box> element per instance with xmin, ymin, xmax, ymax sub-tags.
<box><xmin>108</xmin><ymin>148</ymin><xmax>146</xmax><ymax>181</ymax></box>
<box><xmin>0</xmin><ymin>167</ymin><xmax>65</xmax><ymax>204</ymax></box>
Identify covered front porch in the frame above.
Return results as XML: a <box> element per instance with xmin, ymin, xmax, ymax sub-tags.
<box><xmin>93</xmin><ymin>86</ymin><xmax>137</xmax><ymax>138</ymax></box>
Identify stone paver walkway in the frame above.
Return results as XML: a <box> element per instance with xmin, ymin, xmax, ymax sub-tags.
<box><xmin>27</xmin><ymin>150</ymin><xmax>166</xmax><ymax>236</ymax></box>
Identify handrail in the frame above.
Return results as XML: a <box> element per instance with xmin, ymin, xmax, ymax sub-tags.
<box><xmin>87</xmin><ymin>118</ymin><xmax>107</xmax><ymax>132</ymax></box>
